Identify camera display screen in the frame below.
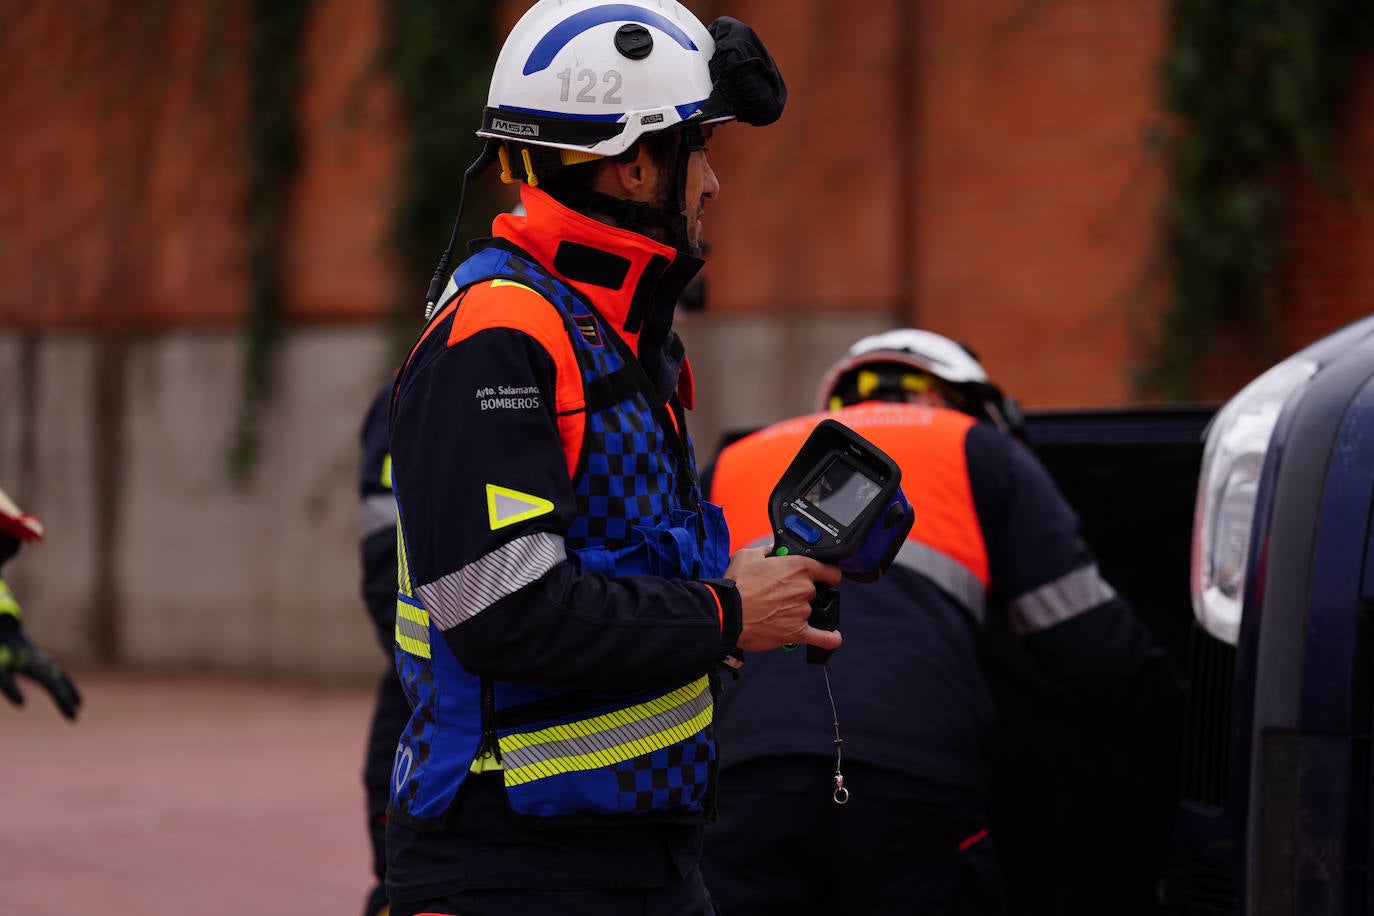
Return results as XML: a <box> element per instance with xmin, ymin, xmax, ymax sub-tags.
<box><xmin>801</xmin><ymin>457</ymin><xmax>883</xmax><ymax>528</ymax></box>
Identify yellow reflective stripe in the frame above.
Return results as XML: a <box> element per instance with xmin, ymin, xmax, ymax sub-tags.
<box><xmin>0</xmin><ymin>579</ymin><xmax>19</xmax><ymax>619</ymax></box>
<box><xmin>394</xmin><ymin>526</ymin><xmax>428</xmax><ymax>654</ymax></box>
<box><xmin>397</xmin><ymin>526</ymin><xmax>414</xmax><ymax>597</ymax></box>
<box><xmin>490</xmin><ymin>278</ymin><xmax>536</xmax><ymax>292</ymax></box>
<box><xmin>499</xmin><ymin>677</ymin><xmax>713</xmax><ymax>787</ymax></box>
<box><xmin>395</xmin><ymin>632</ymin><xmax>430</xmax><ymax>659</ymax></box>
<box><xmin>469</xmin><ymin>747</ymin><xmax>505</xmax><ymax>773</ymax></box>
<box><xmin>380</xmin><ymin>453</ymin><xmax>393</xmax><ymax>490</ymax></box>
<box><xmin>395</xmin><ymin>598</ymin><xmax>430</xmax><ymax>659</ymax></box>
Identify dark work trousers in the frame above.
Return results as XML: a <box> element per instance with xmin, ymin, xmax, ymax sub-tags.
<box><xmin>701</xmin><ymin>757</ymin><xmax>1004</xmax><ymax>916</ymax></box>
<box><xmin>362</xmin><ymin>668</ymin><xmax>412</xmax><ymax>916</ymax></box>
<box><xmin>387</xmin><ymin>864</ymin><xmax>720</xmax><ymax>916</ymax></box>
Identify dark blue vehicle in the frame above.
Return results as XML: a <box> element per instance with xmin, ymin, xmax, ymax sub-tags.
<box><xmin>1168</xmin><ymin>313</ymin><xmax>1374</xmax><ymax>915</ymax></box>
<box><xmin>1004</xmin><ymin>314</ymin><xmax>1374</xmax><ymax>915</ymax></box>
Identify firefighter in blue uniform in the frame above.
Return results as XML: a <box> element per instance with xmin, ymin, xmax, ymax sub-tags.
<box><xmin>0</xmin><ymin>485</ymin><xmax>81</xmax><ymax>720</ymax></box>
<box><xmin>357</xmin><ymin>380</ymin><xmax>408</xmax><ymax>916</ymax></box>
<box><xmin>702</xmin><ymin>330</ymin><xmax>1185</xmax><ymax>915</ymax></box>
<box><xmin>383</xmin><ymin>3</ymin><xmax>836</xmax><ymax>914</ymax></box>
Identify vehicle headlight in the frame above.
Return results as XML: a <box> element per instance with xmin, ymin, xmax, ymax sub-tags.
<box><xmin>1191</xmin><ymin>357</ymin><xmax>1317</xmax><ymax>644</ymax></box>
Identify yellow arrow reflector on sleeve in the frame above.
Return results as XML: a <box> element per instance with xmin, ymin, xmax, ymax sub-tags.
<box><xmin>486</xmin><ymin>484</ymin><xmax>554</xmax><ymax>531</ymax></box>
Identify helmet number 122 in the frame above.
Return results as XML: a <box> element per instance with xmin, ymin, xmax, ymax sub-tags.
<box><xmin>556</xmin><ymin>68</ymin><xmax>623</xmax><ymax>105</ymax></box>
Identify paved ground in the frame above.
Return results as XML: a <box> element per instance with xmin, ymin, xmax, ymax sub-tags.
<box><xmin>2</xmin><ymin>667</ymin><xmax>382</xmax><ymax>916</ymax></box>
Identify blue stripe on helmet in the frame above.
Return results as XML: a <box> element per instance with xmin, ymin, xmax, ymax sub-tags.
<box><xmin>523</xmin><ymin>4</ymin><xmax>699</xmax><ymax>76</ymax></box>
<box><xmin>675</xmin><ymin>98</ymin><xmax>709</xmax><ymax>120</ymax></box>
<box><xmin>495</xmin><ymin>99</ymin><xmax>711</xmax><ymax>127</ymax></box>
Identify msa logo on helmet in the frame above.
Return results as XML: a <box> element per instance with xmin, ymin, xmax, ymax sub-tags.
<box><xmin>640</xmin><ymin>113</ymin><xmax>665</xmax><ymax>125</ymax></box>
<box><xmin>492</xmin><ymin>118</ymin><xmax>539</xmax><ymax>137</ymax></box>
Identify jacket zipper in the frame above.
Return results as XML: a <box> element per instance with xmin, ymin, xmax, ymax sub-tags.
<box><xmin>479</xmin><ymin>676</ymin><xmax>502</xmax><ymax>764</ymax></box>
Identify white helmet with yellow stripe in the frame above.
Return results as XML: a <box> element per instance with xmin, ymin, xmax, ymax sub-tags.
<box><xmin>817</xmin><ymin>329</ymin><xmax>1024</xmax><ymax>436</ymax></box>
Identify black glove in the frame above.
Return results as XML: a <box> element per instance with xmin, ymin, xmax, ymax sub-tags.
<box><xmin>707</xmin><ymin>17</ymin><xmax>788</xmax><ymax>126</ymax></box>
<box><xmin>0</xmin><ymin>533</ymin><xmax>18</xmax><ymax>566</ymax></box>
<box><xmin>0</xmin><ymin>615</ymin><xmax>82</xmax><ymax>720</ymax></box>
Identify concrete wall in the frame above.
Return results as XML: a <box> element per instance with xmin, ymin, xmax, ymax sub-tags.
<box><xmin>0</xmin><ymin>329</ymin><xmax>395</xmax><ymax>679</ymax></box>
<box><xmin>0</xmin><ymin>314</ymin><xmax>894</xmax><ymax>677</ymax></box>
<box><xmin>678</xmin><ymin>312</ymin><xmax>895</xmax><ymax>451</ymax></box>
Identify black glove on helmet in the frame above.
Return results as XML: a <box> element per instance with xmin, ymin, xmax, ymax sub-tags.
<box><xmin>707</xmin><ymin>17</ymin><xmax>788</xmax><ymax>126</ymax></box>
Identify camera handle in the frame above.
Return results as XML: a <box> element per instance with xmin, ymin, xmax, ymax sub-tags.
<box><xmin>805</xmin><ymin>584</ymin><xmax>840</xmax><ymax>666</ymax></box>
<box><xmin>779</xmin><ymin>579</ymin><xmax>838</xmax><ymax>660</ymax></box>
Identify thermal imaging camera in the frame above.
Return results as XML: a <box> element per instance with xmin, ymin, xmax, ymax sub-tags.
<box><xmin>768</xmin><ymin>419</ymin><xmax>915</xmax><ymax>663</ymax></box>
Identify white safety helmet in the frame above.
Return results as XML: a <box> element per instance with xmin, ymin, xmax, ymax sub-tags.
<box><xmin>478</xmin><ymin>0</ymin><xmax>735</xmax><ymax>157</ymax></box>
<box><xmin>816</xmin><ymin>329</ymin><xmax>1024</xmax><ymax>436</ymax></box>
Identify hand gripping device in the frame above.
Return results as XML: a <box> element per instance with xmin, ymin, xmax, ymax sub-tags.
<box><xmin>768</xmin><ymin>419</ymin><xmax>914</xmax><ymax>664</ymax></box>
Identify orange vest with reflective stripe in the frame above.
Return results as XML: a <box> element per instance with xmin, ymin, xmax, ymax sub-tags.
<box><xmin>710</xmin><ymin>402</ymin><xmax>990</xmax><ymax>590</ymax></box>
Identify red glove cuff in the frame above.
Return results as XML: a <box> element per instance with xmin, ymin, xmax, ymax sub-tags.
<box><xmin>0</xmin><ymin>486</ymin><xmax>44</xmax><ymax>543</ymax></box>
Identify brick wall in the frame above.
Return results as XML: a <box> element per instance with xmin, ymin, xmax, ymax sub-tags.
<box><xmin>1272</xmin><ymin>57</ymin><xmax>1374</xmax><ymax>387</ymax></box>
<box><xmin>0</xmin><ymin>2</ymin><xmax>401</xmax><ymax>330</ymax></box>
<box><xmin>1</xmin><ymin>1</ymin><xmax>1370</xmax><ymax>403</ymax></box>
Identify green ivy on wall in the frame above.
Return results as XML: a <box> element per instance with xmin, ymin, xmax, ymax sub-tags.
<box><xmin>227</xmin><ymin>1</ymin><xmax>499</xmax><ymax>480</ymax></box>
<box><xmin>228</xmin><ymin>0</ymin><xmax>310</xmax><ymax>482</ymax></box>
<box><xmin>384</xmin><ymin>0</ymin><xmax>504</xmax><ymax>363</ymax></box>
<box><xmin>1151</xmin><ymin>0</ymin><xmax>1373</xmax><ymax>399</ymax></box>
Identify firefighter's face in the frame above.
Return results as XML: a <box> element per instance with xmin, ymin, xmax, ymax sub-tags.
<box><xmin>598</xmin><ymin>126</ymin><xmax>719</xmax><ymax>251</ymax></box>
<box><xmin>681</xmin><ymin>127</ymin><xmax>719</xmax><ymax>252</ymax></box>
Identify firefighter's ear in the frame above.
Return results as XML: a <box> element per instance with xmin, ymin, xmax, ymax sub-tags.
<box><xmin>596</xmin><ymin>146</ymin><xmax>656</xmax><ymax>203</ymax></box>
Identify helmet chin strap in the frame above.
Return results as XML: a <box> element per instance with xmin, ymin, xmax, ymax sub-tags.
<box><xmin>672</xmin><ymin>124</ymin><xmax>706</xmax><ymax>257</ymax></box>
<box><xmin>569</xmin><ymin>190</ymin><xmax>692</xmax><ymax>254</ymax></box>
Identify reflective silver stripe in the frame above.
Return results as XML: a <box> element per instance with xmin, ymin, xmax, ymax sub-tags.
<box><xmin>395</xmin><ymin>597</ymin><xmax>430</xmax><ymax>657</ymax></box>
<box><xmin>746</xmin><ymin>535</ymin><xmax>988</xmax><ymax>624</ymax></box>
<box><xmin>889</xmin><ymin>540</ymin><xmax>986</xmax><ymax>625</ymax></box>
<box><xmin>1007</xmin><ymin>564</ymin><xmax>1117</xmax><ymax>636</ymax></box>
<box><xmin>418</xmin><ymin>531</ymin><xmax>567</xmax><ymax>631</ymax></box>
<box><xmin>499</xmin><ymin>677</ymin><xmax>714</xmax><ymax>785</ymax></box>
<box><xmin>360</xmin><ymin>493</ymin><xmax>397</xmax><ymax>540</ymax></box>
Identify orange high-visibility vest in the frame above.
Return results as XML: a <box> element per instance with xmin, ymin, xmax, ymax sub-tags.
<box><xmin>711</xmin><ymin>402</ymin><xmax>990</xmax><ymax>591</ymax></box>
